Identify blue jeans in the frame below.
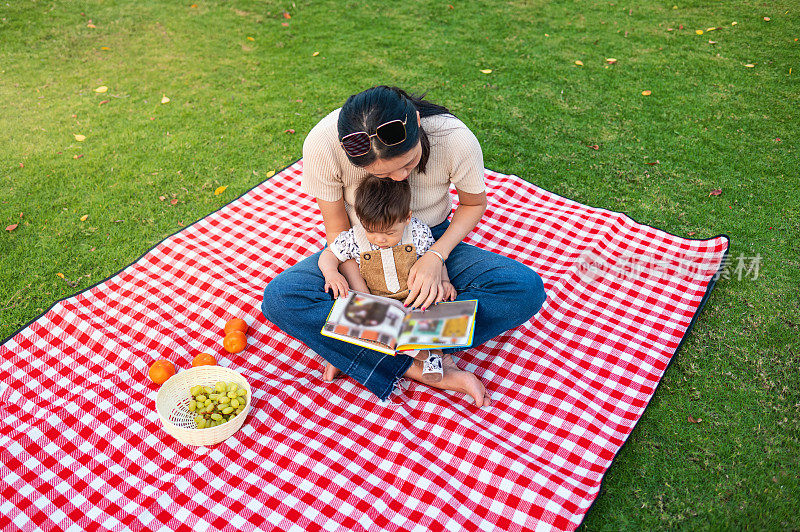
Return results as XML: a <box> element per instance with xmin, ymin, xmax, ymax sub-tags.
<box><xmin>261</xmin><ymin>220</ymin><xmax>547</xmax><ymax>401</ymax></box>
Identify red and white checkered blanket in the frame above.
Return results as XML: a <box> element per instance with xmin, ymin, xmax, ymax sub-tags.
<box><xmin>0</xmin><ymin>162</ymin><xmax>728</xmax><ymax>531</ymax></box>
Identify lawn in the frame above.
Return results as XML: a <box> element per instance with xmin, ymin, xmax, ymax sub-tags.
<box><xmin>1</xmin><ymin>0</ymin><xmax>798</xmax><ymax>529</ymax></box>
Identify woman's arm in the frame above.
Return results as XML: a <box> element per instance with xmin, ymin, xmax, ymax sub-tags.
<box><xmin>317</xmin><ymin>197</ymin><xmax>369</xmax><ymax>292</ymax></box>
<box><xmin>431</xmin><ymin>189</ymin><xmax>487</xmax><ymax>259</ymax></box>
<box><xmin>404</xmin><ymin>189</ymin><xmax>487</xmax><ymax>309</ymax></box>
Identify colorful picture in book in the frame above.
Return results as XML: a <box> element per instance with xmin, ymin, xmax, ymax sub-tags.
<box><xmin>344</xmin><ymin>294</ymin><xmax>403</xmax><ymax>328</ymax></box>
<box><xmin>442</xmin><ymin>316</ymin><xmax>469</xmax><ymax>338</ymax></box>
<box><xmin>413</xmin><ymin>319</ymin><xmax>442</xmax><ymax>335</ymax></box>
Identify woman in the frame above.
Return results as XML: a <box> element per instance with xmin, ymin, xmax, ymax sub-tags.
<box><xmin>262</xmin><ymin>86</ymin><xmax>546</xmax><ymax>407</ymax></box>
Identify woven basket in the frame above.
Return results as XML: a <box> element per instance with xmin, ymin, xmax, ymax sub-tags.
<box><xmin>156</xmin><ymin>366</ymin><xmax>253</xmax><ymax>446</ymax></box>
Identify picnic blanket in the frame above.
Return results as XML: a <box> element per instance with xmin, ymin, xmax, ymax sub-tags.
<box><xmin>0</xmin><ymin>161</ymin><xmax>729</xmax><ymax>531</ymax></box>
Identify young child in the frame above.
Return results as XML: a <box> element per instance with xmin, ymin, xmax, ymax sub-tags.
<box><xmin>318</xmin><ymin>175</ymin><xmax>456</xmax><ymax>382</ymax></box>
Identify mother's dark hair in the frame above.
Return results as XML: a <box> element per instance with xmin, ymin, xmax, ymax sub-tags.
<box><xmin>337</xmin><ymin>85</ymin><xmax>453</xmax><ymax>173</ymax></box>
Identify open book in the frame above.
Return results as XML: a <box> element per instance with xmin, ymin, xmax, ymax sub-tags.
<box><xmin>321</xmin><ymin>291</ymin><xmax>478</xmax><ymax>356</ymax></box>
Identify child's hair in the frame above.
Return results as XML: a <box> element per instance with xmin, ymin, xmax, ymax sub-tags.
<box><xmin>354</xmin><ymin>175</ymin><xmax>411</xmax><ymax>232</ymax></box>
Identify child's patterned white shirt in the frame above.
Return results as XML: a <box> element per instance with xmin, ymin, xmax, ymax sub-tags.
<box><xmin>329</xmin><ymin>217</ymin><xmax>435</xmax><ymax>265</ymax></box>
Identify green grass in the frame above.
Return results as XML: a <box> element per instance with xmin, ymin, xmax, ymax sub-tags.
<box><xmin>1</xmin><ymin>0</ymin><xmax>798</xmax><ymax>528</ymax></box>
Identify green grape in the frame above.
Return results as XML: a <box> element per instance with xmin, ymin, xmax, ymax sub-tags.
<box><xmin>219</xmin><ymin>396</ymin><xmax>230</xmax><ymax>404</ymax></box>
<box><xmin>215</xmin><ymin>381</ymin><xmax>227</xmax><ymax>393</ymax></box>
<box><xmin>205</xmin><ymin>403</ymin><xmax>214</xmax><ymax>413</ymax></box>
<box><xmin>203</xmin><ymin>399</ymin><xmax>212</xmax><ymax>406</ymax></box>
<box><xmin>237</xmin><ymin>388</ymin><xmax>247</xmax><ymax>397</ymax></box>
<box><xmin>227</xmin><ymin>382</ymin><xmax>238</xmax><ymax>393</ymax></box>
<box><xmin>197</xmin><ymin>419</ymin><xmax>207</xmax><ymax>429</ymax></box>
<box><xmin>195</xmin><ymin>395</ymin><xmax>206</xmax><ymax>402</ymax></box>
<box><xmin>203</xmin><ymin>386</ymin><xmax>213</xmax><ymax>395</ymax></box>
<box><xmin>190</xmin><ymin>385</ymin><xmax>203</xmax><ymax>396</ymax></box>
<box><xmin>222</xmin><ymin>406</ymin><xmax>234</xmax><ymax>415</ymax></box>
<box><xmin>231</xmin><ymin>399</ymin><xmax>240</xmax><ymax>408</ymax></box>
<box><xmin>210</xmin><ymin>413</ymin><xmax>222</xmax><ymax>421</ymax></box>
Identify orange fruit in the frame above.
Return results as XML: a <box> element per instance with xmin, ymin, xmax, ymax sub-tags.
<box><xmin>148</xmin><ymin>359</ymin><xmax>176</xmax><ymax>385</ymax></box>
<box><xmin>224</xmin><ymin>318</ymin><xmax>248</xmax><ymax>335</ymax></box>
<box><xmin>223</xmin><ymin>331</ymin><xmax>247</xmax><ymax>353</ymax></box>
<box><xmin>192</xmin><ymin>352</ymin><xmax>218</xmax><ymax>367</ymax></box>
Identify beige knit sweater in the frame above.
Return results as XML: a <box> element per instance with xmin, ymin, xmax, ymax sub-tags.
<box><xmin>301</xmin><ymin>108</ymin><xmax>486</xmax><ymax>229</ymax></box>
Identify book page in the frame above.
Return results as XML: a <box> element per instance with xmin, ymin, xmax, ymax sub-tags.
<box><xmin>322</xmin><ymin>291</ymin><xmax>407</xmax><ymax>352</ymax></box>
<box><xmin>397</xmin><ymin>300</ymin><xmax>478</xmax><ymax>349</ymax></box>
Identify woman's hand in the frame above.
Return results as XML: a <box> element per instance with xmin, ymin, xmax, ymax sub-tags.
<box><xmin>404</xmin><ymin>253</ymin><xmax>444</xmax><ymax>310</ymax></box>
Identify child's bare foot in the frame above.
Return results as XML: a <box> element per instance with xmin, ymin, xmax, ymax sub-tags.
<box><xmin>405</xmin><ymin>354</ymin><xmax>491</xmax><ymax>407</ymax></box>
<box><xmin>323</xmin><ymin>362</ymin><xmax>342</xmax><ymax>381</ymax></box>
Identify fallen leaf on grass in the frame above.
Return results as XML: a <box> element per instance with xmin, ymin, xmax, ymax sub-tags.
<box><xmin>99</xmin><ymin>100</ymin><xmax>109</xmax><ymax>105</ymax></box>
<box><xmin>312</xmin><ymin>51</ymin><xmax>319</xmax><ymax>56</ymax></box>
<box><xmin>706</xmin><ymin>27</ymin><xmax>717</xmax><ymax>32</ymax></box>
<box><xmin>73</xmin><ymin>154</ymin><xmax>84</xmax><ymax>159</ymax></box>
<box><xmin>281</xmin><ymin>22</ymin><xmax>289</xmax><ymax>27</ymax></box>
<box><xmin>731</xmin><ymin>21</ymin><xmax>737</xmax><ymax>26</ymax></box>
<box><xmin>161</xmin><ymin>94</ymin><xmax>170</xmax><ymax>104</ymax></box>
<box><xmin>74</xmin><ymin>134</ymin><xmax>86</xmax><ymax>142</ymax></box>
<box><xmin>170</xmin><ymin>199</ymin><xmax>178</xmax><ymax>205</ymax></box>
<box><xmin>687</xmin><ymin>231</ymin><xmax>696</xmax><ymax>236</ymax></box>
<box><xmin>606</xmin><ymin>58</ymin><xmax>618</xmax><ymax>64</ymax></box>
<box><xmin>642</xmin><ymin>90</ymin><xmax>652</xmax><ymax>96</ymax></box>
<box><xmin>709</xmin><ymin>188</ymin><xmax>723</xmax><ymax>196</ymax></box>
<box><xmin>284</xmin><ymin>128</ymin><xmax>295</xmax><ymax>134</ymax></box>
<box><xmin>480</xmin><ymin>69</ymin><xmax>493</xmax><ymax>74</ymax></box>
<box><xmin>100</xmin><ymin>46</ymin><xmax>110</xmax><ymax>50</ymax></box>
<box><xmin>5</xmin><ymin>224</ymin><xmax>18</xmax><ymax>232</ymax></box>
<box><xmin>745</xmin><ymin>63</ymin><xmax>755</xmax><ymax>68</ymax></box>
<box><xmin>265</xmin><ymin>170</ymin><xmax>276</xmax><ymax>178</ymax></box>
<box><xmin>688</xmin><ymin>416</ymin><xmax>703</xmax><ymax>423</ymax></box>
<box><xmin>87</xmin><ymin>22</ymin><xmax>96</xmax><ymax>29</ymax></box>
<box><xmin>709</xmin><ymin>40</ymin><xmax>717</xmax><ymax>44</ymax></box>
<box><xmin>574</xmin><ymin>60</ymin><xmax>584</xmax><ymax>66</ymax></box>
<box><xmin>80</xmin><ymin>214</ymin><xmax>88</xmax><ymax>221</ymax></box>
<box><xmin>283</xmin><ymin>11</ymin><xmax>291</xmax><ymax>18</ymax></box>
<box><xmin>214</xmin><ymin>186</ymin><xmax>228</xmax><ymax>195</ymax></box>
<box><xmin>696</xmin><ymin>29</ymin><xmax>704</xmax><ymax>35</ymax></box>
<box><xmin>588</xmin><ymin>144</ymin><xmax>599</xmax><ymax>150</ymax></box>
<box><xmin>763</xmin><ymin>17</ymin><xmax>770</xmax><ymax>21</ymax></box>
<box><xmin>191</xmin><ymin>4</ymin><xmax>198</xmax><ymax>8</ymax></box>
<box><xmin>247</xmin><ymin>36</ymin><xmax>255</xmax><ymax>41</ymax></box>
<box><xmin>646</xmin><ymin>160</ymin><xmax>660</xmax><ymax>165</ymax></box>
<box><xmin>19</xmin><ymin>163</ymin><xmax>24</xmax><ymax>168</ymax></box>
<box><xmin>57</xmin><ymin>273</ymin><xmax>65</xmax><ymax>279</ymax></box>
<box><xmin>94</xmin><ymin>86</ymin><xmax>108</xmax><ymax>93</ymax></box>
<box><xmin>159</xmin><ymin>195</ymin><xmax>166</xmax><ymax>201</ymax></box>
<box><xmin>679</xmin><ymin>24</ymin><xmax>684</xmax><ymax>30</ymax></box>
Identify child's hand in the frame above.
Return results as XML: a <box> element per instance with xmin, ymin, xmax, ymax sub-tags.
<box><xmin>439</xmin><ymin>280</ymin><xmax>457</xmax><ymax>303</ymax></box>
<box><xmin>324</xmin><ymin>272</ymin><xmax>350</xmax><ymax>299</ymax></box>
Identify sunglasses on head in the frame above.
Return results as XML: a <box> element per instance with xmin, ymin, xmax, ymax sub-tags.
<box><xmin>340</xmin><ymin>116</ymin><xmax>408</xmax><ymax>158</ymax></box>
